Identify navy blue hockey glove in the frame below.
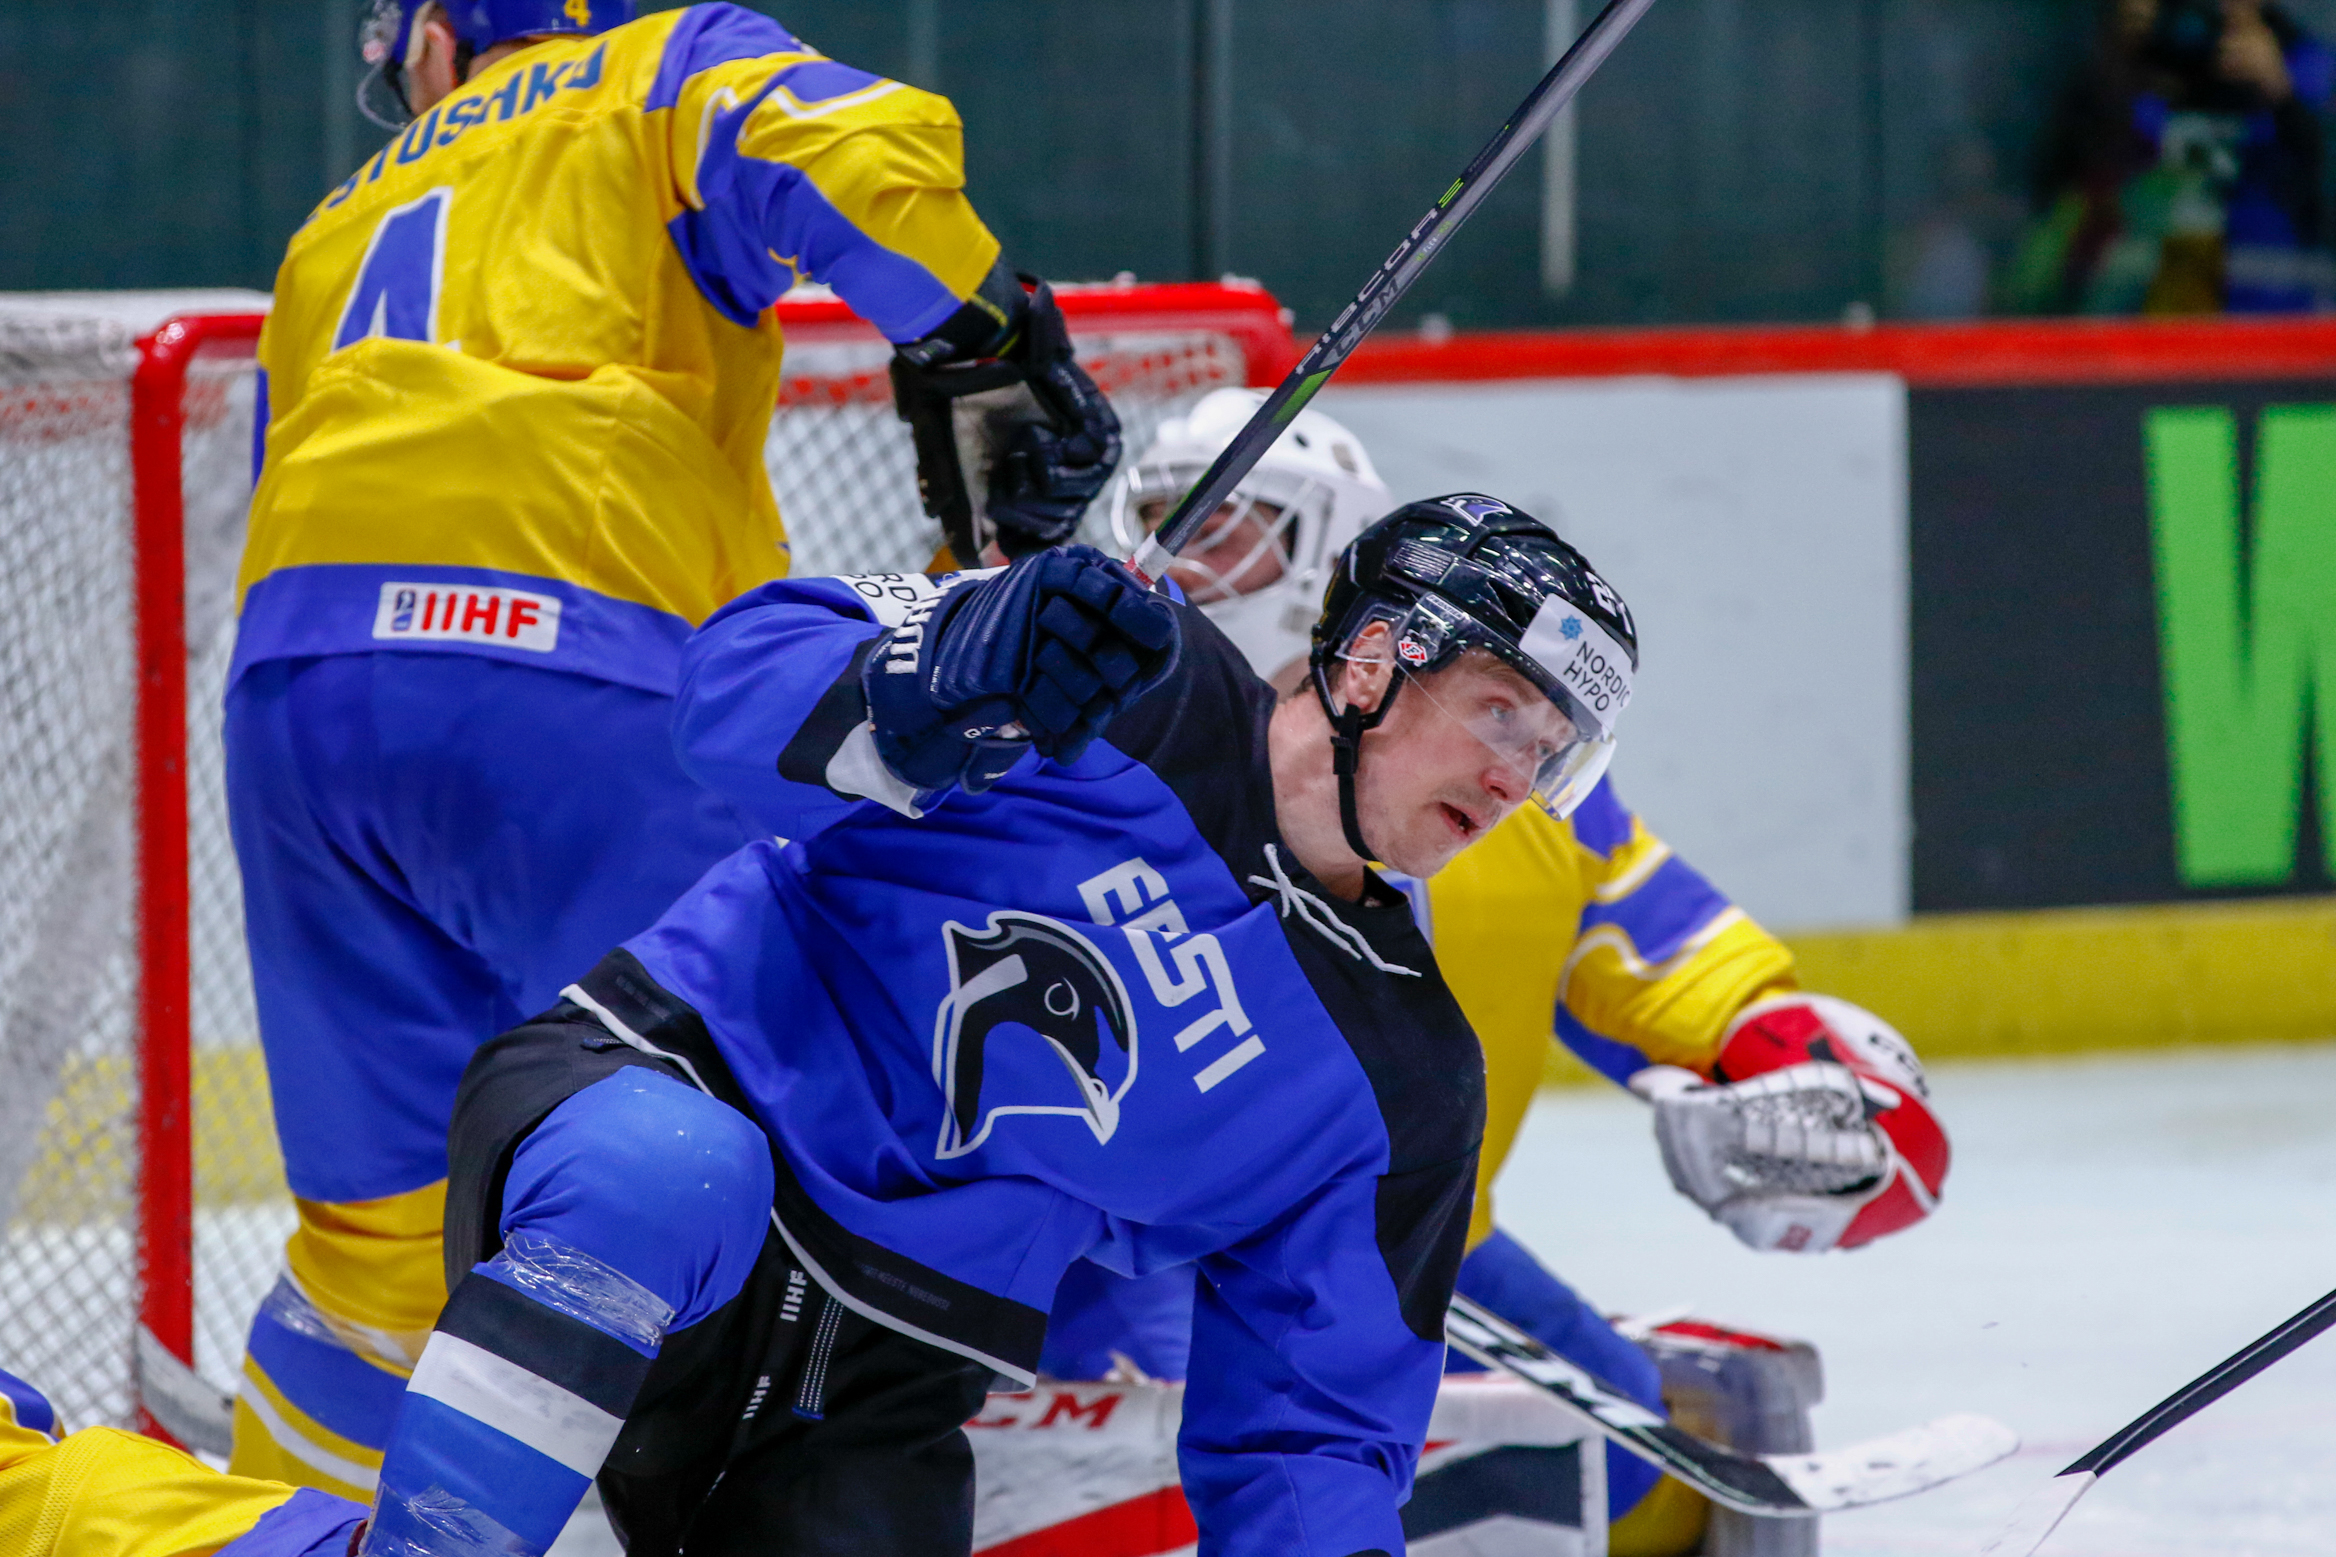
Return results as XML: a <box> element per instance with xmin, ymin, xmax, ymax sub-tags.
<box><xmin>985</xmin><ymin>279</ymin><xmax>1122</xmax><ymax>556</ymax></box>
<box><xmin>863</xmin><ymin>546</ymin><xmax>1179</xmax><ymax>795</ymax></box>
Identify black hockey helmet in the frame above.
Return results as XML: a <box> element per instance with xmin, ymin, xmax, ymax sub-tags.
<box><xmin>1309</xmin><ymin>493</ymin><xmax>1637</xmax><ymax>857</ymax></box>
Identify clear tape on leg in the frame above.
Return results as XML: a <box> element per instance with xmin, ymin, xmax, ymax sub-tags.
<box><xmin>485</xmin><ymin>1227</ymin><xmax>676</xmax><ymax>1353</ymax></box>
<box><xmin>258</xmin><ymin>1272</ymin><xmax>344</xmax><ymax>1345</ymax></box>
<box><xmin>359</xmin><ymin>1483</ymin><xmax>543</xmax><ymax>1557</ymax></box>
<box><xmin>258</xmin><ymin>1271</ymin><xmax>428</xmax><ymax>1371</ymax></box>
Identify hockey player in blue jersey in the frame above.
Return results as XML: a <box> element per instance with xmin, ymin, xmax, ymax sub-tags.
<box><xmin>327</xmin><ymin>497</ymin><xmax>1638</xmax><ymax>1556</ymax></box>
<box><xmin>1046</xmin><ymin>394</ymin><xmax>1954</xmax><ymax>1547</ymax></box>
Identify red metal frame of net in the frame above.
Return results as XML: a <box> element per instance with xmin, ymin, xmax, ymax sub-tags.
<box><xmin>115</xmin><ymin>281</ymin><xmax>1295</xmax><ymax>1444</ymax></box>
<box><xmin>129</xmin><ymin>310</ymin><xmax>267</xmax><ymax>1441</ymax></box>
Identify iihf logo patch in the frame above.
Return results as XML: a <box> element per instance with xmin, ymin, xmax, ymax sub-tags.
<box><xmin>1396</xmin><ymin>636</ymin><xmax>1429</xmax><ymax>667</ymax></box>
<box><xmin>931</xmin><ymin>912</ymin><xmax>1139</xmax><ymax>1160</ymax></box>
<box><xmin>372</xmin><ymin>581</ymin><xmax>560</xmax><ymax>652</ymax></box>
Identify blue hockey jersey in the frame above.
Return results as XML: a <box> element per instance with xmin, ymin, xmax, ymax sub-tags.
<box><xmin>635</xmin><ymin>570</ymin><xmax>1486</xmax><ymax>1556</ymax></box>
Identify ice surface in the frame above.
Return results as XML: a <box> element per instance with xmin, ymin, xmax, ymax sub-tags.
<box><xmin>1496</xmin><ymin>1042</ymin><xmax>2336</xmax><ymax>1556</ymax></box>
<box><xmin>555</xmin><ymin>1042</ymin><xmax>2336</xmax><ymax>1555</ymax></box>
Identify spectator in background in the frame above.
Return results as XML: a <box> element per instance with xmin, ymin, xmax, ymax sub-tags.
<box><xmin>2003</xmin><ymin>0</ymin><xmax>2335</xmax><ymax>314</ymax></box>
<box><xmin>1894</xmin><ymin>138</ymin><xmax>2028</xmax><ymax>319</ymax></box>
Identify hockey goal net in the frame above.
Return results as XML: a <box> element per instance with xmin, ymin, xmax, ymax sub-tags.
<box><xmin>0</xmin><ymin>282</ymin><xmax>1295</xmax><ymax>1441</ymax></box>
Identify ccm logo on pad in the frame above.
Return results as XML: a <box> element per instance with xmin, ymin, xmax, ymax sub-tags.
<box><xmin>373</xmin><ymin>583</ymin><xmax>561</xmax><ymax>652</ymax></box>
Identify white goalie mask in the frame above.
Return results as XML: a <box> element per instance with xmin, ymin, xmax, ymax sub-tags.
<box><xmin>1109</xmin><ymin>387</ymin><xmax>1391</xmax><ymax>683</ymax></box>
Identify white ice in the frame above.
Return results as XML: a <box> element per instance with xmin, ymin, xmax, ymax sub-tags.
<box><xmin>1497</xmin><ymin>1040</ymin><xmax>2336</xmax><ymax>1556</ymax></box>
<box><xmin>542</xmin><ymin>1042</ymin><xmax>2336</xmax><ymax>1555</ymax></box>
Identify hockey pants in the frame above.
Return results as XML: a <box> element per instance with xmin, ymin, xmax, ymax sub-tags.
<box><xmin>221</xmin><ymin>652</ymin><xmax>759</xmax><ymax>1496</ymax></box>
<box><xmin>362</xmin><ymin>996</ymin><xmax>990</xmax><ymax>1556</ymax></box>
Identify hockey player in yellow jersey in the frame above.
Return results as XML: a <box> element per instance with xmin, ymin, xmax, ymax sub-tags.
<box><xmin>225</xmin><ymin>0</ymin><xmax>1122</xmax><ymax>1498</ymax></box>
<box><xmin>0</xmin><ymin>1365</ymin><xmax>366</xmax><ymax>1557</ymax></box>
<box><xmin>1050</xmin><ymin>388</ymin><xmax>1954</xmax><ymax>1550</ymax></box>
<box><xmin>0</xmin><ymin>1363</ymin><xmax>392</xmax><ymax>1557</ymax></box>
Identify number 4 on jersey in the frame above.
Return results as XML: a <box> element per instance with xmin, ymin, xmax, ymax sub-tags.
<box><xmin>334</xmin><ymin>186</ymin><xmax>453</xmax><ymax>350</ymax></box>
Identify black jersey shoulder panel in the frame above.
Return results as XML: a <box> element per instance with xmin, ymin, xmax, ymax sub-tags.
<box><xmin>1106</xmin><ymin>604</ymin><xmax>1485</xmax><ymax>1340</ymax></box>
<box><xmin>1096</xmin><ymin>600</ymin><xmax>1282</xmax><ymax>863</ymax></box>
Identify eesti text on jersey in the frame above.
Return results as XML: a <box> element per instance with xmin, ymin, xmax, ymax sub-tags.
<box><xmin>638</xmin><ymin>572</ymin><xmax>1489</xmax><ymax>1555</ymax></box>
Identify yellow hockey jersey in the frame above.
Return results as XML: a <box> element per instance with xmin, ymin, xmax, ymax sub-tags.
<box><xmin>1409</xmin><ymin>782</ymin><xmax>1798</xmax><ymax>1246</ymax></box>
<box><xmin>236</xmin><ymin>4</ymin><xmax>999</xmax><ymax>695</ymax></box>
<box><xmin>0</xmin><ymin>1381</ymin><xmax>328</xmax><ymax>1557</ymax></box>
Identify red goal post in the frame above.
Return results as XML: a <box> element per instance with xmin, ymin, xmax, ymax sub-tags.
<box><xmin>0</xmin><ymin>280</ymin><xmax>1295</xmax><ymax>1443</ymax></box>
<box><xmin>130</xmin><ymin>311</ymin><xmax>269</xmax><ymax>1444</ymax></box>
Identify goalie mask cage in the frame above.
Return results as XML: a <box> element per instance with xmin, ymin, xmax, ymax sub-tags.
<box><xmin>0</xmin><ymin>282</ymin><xmax>1295</xmax><ymax>1443</ymax></box>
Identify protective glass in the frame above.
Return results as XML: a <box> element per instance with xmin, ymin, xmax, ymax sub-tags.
<box><xmin>357</xmin><ymin>0</ymin><xmax>416</xmax><ymax>127</ymax></box>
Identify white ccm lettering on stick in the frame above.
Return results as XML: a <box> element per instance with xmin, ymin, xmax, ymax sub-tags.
<box><xmin>1077</xmin><ymin>858</ymin><xmax>1264</xmax><ymax>1093</ymax></box>
<box><xmin>373</xmin><ymin>583</ymin><xmax>560</xmax><ymax>652</ymax></box>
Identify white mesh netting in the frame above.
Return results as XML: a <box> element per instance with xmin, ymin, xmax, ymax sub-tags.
<box><xmin>0</xmin><ymin>300</ymin><xmax>1260</xmax><ymax>1435</ymax></box>
<box><xmin>0</xmin><ymin>310</ymin><xmax>274</xmax><ymax>1436</ymax></box>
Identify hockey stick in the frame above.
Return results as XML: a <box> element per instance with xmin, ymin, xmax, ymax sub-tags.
<box><xmin>1449</xmin><ymin>1293</ymin><xmax>2020</xmax><ymax>1518</ymax></box>
<box><xmin>1125</xmin><ymin>0</ymin><xmax>1661</xmax><ymax>585</ymax></box>
<box><xmin>1978</xmin><ymin>1284</ymin><xmax>2336</xmax><ymax>1556</ymax></box>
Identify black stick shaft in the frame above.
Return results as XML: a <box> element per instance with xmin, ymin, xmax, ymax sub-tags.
<box><xmin>2065</xmin><ymin>1285</ymin><xmax>2336</xmax><ymax>1478</ymax></box>
<box><xmin>1127</xmin><ymin>0</ymin><xmax>1660</xmax><ymax>584</ymax></box>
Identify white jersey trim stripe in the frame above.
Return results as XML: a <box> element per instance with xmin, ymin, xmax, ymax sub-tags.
<box><xmin>235</xmin><ymin>1366</ymin><xmax>382</xmax><ymax>1491</ymax></box>
<box><xmin>406</xmin><ymin>1332</ymin><xmax>623</xmax><ymax>1478</ymax></box>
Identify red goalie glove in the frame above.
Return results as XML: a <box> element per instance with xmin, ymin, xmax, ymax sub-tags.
<box><xmin>1640</xmin><ymin>994</ymin><xmax>1950</xmax><ymax>1253</ymax></box>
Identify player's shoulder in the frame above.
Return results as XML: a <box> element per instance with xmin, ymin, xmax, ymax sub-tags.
<box><xmin>1564</xmin><ymin>776</ymin><xmax>1640</xmax><ymax>858</ymax></box>
<box><xmin>633</xmin><ymin>3</ymin><xmax>805</xmax><ymax>102</ymax></box>
<box><xmin>1097</xmin><ymin>599</ymin><xmax>1278</xmax><ymax>840</ymax></box>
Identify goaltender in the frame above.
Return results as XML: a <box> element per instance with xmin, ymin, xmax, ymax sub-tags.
<box><xmin>223</xmin><ymin>0</ymin><xmax>1118</xmax><ymax>1496</ymax></box>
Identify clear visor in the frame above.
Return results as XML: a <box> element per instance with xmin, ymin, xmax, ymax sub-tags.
<box><xmin>1340</xmin><ymin>638</ymin><xmax>1618</xmax><ymax>821</ymax></box>
<box><xmin>356</xmin><ymin>0</ymin><xmax>416</xmax><ymax>127</ymax></box>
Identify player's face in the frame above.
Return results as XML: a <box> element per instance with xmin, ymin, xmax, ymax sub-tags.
<box><xmin>1350</xmin><ymin>650</ymin><xmax>1560</xmax><ymax>878</ymax></box>
<box><xmin>1138</xmin><ymin>494</ymin><xmax>1289</xmax><ymax>603</ymax></box>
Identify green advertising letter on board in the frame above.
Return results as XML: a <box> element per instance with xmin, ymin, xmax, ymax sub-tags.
<box><xmin>2145</xmin><ymin>405</ymin><xmax>2336</xmax><ymax>886</ymax></box>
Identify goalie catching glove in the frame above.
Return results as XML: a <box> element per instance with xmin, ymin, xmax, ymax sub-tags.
<box><xmin>1632</xmin><ymin>994</ymin><xmax>1949</xmax><ymax>1253</ymax></box>
<box><xmin>892</xmin><ymin>263</ymin><xmax>1124</xmax><ymax>562</ymax></box>
<box><xmin>864</xmin><ymin>545</ymin><xmax>1180</xmax><ymax>796</ymax></box>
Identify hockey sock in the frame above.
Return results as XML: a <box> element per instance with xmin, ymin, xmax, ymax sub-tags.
<box><xmin>360</xmin><ymin>1231</ymin><xmax>671</xmax><ymax>1557</ymax></box>
<box><xmin>362</xmin><ymin>1069</ymin><xmax>771</xmax><ymax>1556</ymax></box>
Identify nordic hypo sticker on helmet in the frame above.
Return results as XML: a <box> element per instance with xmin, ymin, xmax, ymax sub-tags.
<box><xmin>1520</xmin><ymin>593</ymin><xmax>1634</xmax><ymax>739</ymax></box>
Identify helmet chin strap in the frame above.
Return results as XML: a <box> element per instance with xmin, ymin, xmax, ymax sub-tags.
<box><xmin>1320</xmin><ymin>674</ymin><xmax>1404</xmax><ymax>868</ymax></box>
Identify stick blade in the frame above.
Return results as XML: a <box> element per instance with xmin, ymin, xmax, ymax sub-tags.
<box><xmin>1767</xmin><ymin>1412</ymin><xmax>2021</xmax><ymax>1512</ymax></box>
<box><xmin>1977</xmin><ymin>1471</ymin><xmax>2097</xmax><ymax>1557</ymax></box>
